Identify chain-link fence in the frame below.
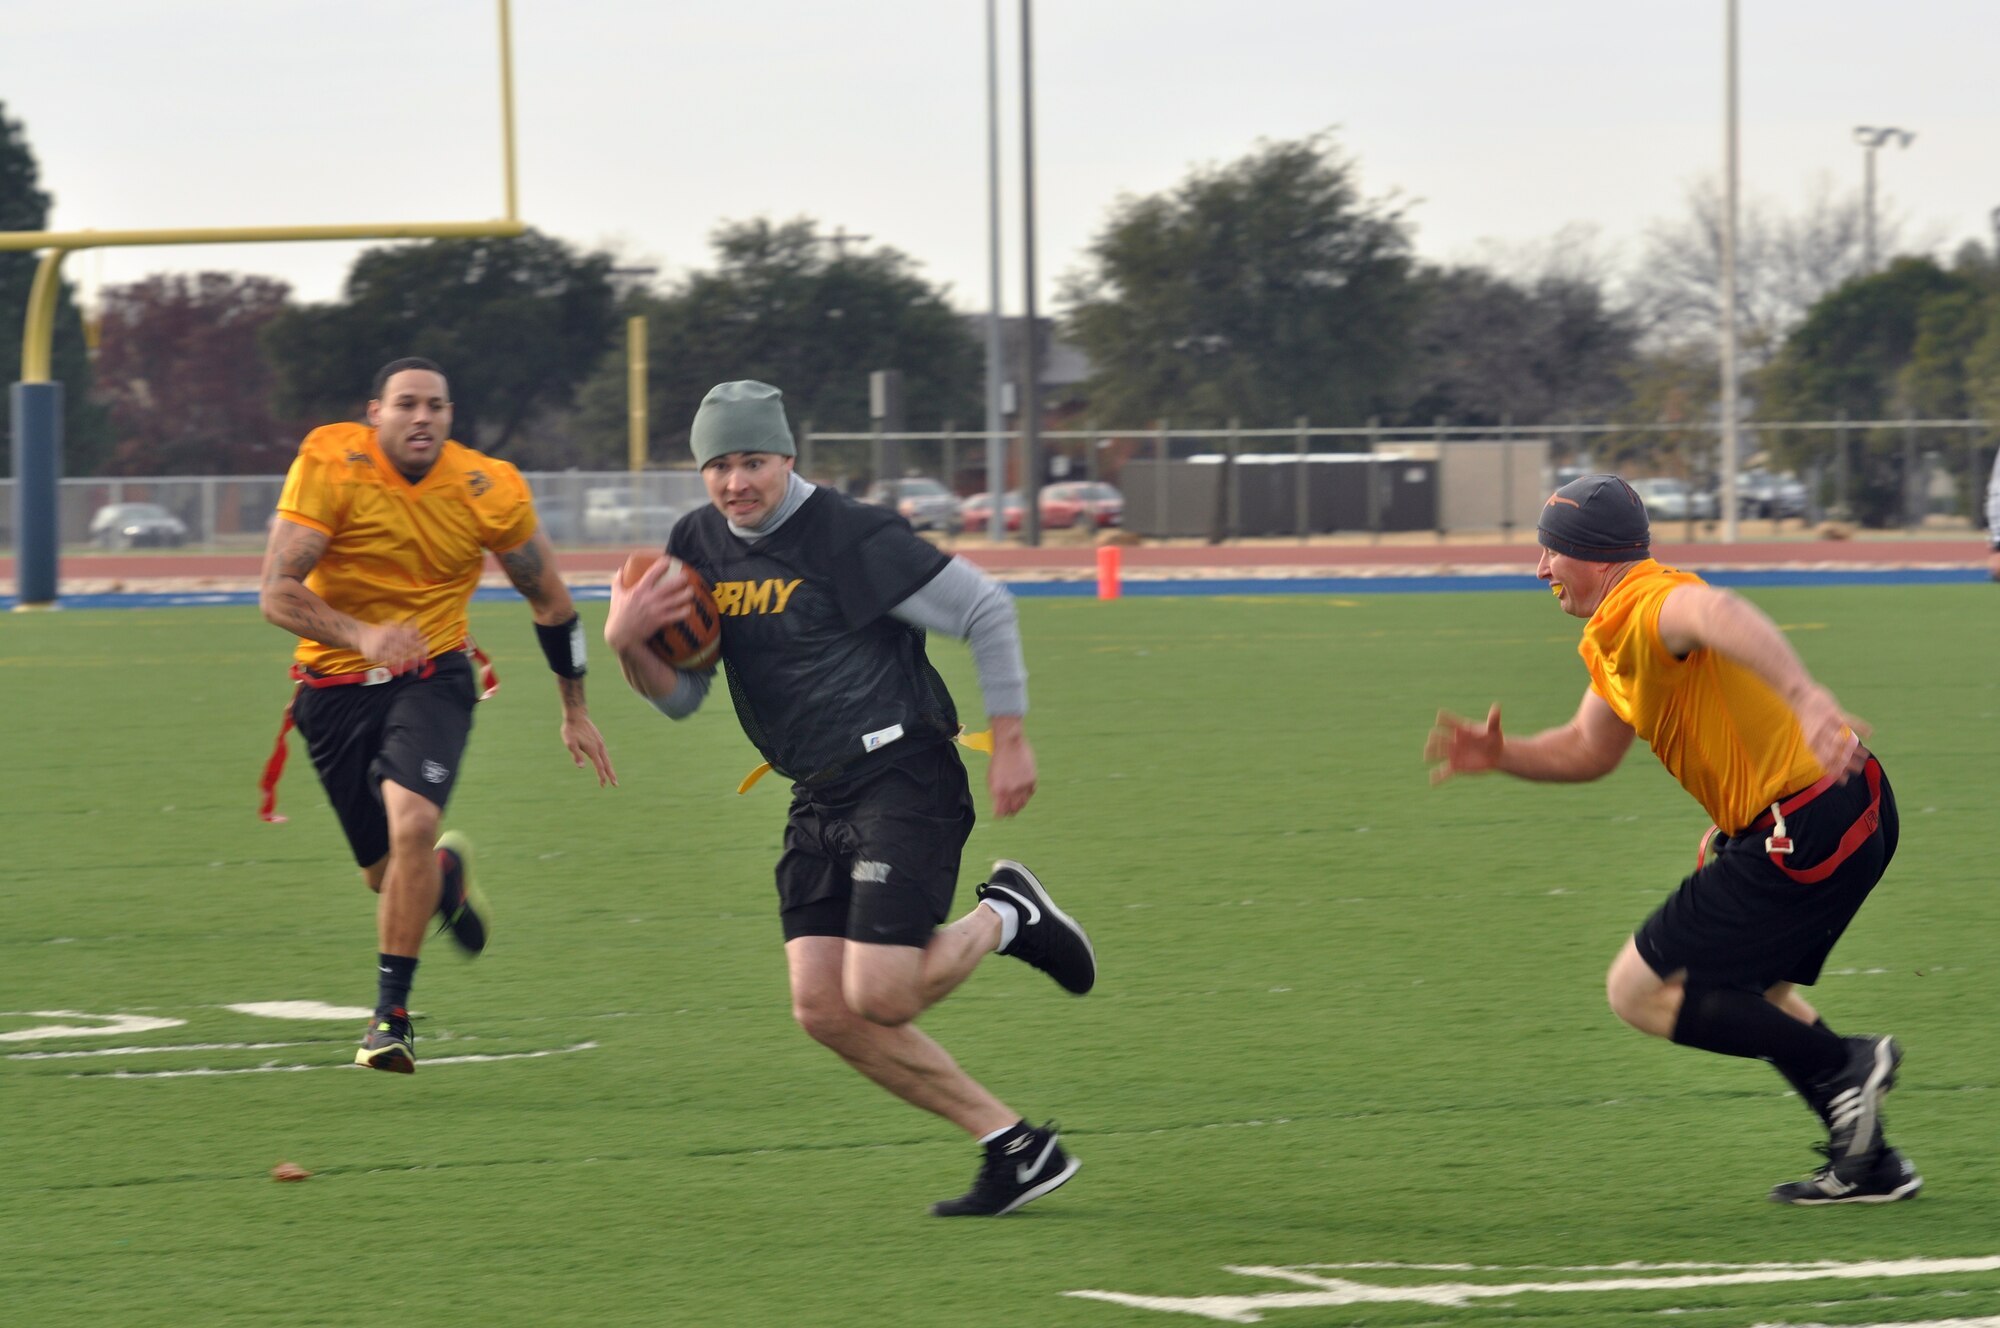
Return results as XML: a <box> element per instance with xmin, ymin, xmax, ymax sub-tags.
<box><xmin>0</xmin><ymin>470</ymin><xmax>709</xmax><ymax>552</ymax></box>
<box><xmin>4</xmin><ymin>418</ymin><xmax>1992</xmax><ymax>551</ymax></box>
<box><xmin>801</xmin><ymin>417</ymin><xmax>1995</xmax><ymax>541</ymax></box>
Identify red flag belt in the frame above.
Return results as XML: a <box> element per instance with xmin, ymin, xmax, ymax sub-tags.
<box><xmin>1695</xmin><ymin>750</ymin><xmax>1883</xmax><ymax>885</ymax></box>
<box><xmin>258</xmin><ymin>643</ymin><xmax>497</xmax><ymax>823</ymax></box>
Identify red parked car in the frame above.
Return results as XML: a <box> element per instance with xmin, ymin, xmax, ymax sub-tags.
<box><xmin>961</xmin><ymin>491</ymin><xmax>1026</xmax><ymax>532</ymax></box>
<box><xmin>1041</xmin><ymin>481</ymin><xmax>1123</xmax><ymax>528</ymax></box>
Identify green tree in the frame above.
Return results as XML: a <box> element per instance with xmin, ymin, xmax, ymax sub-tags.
<box><xmin>1397</xmin><ymin>265</ymin><xmax>1638</xmax><ymax>428</ymax></box>
<box><xmin>93</xmin><ymin>273</ymin><xmax>311</xmax><ymax>474</ymax></box>
<box><xmin>0</xmin><ymin>100</ymin><xmax>113</xmax><ymax>477</ymax></box>
<box><xmin>263</xmin><ymin>230</ymin><xmax>618</xmax><ymax>457</ymax></box>
<box><xmin>571</xmin><ymin>218</ymin><xmax>981</xmax><ymax>468</ymax></box>
<box><xmin>1058</xmin><ymin>132</ymin><xmax>1418</xmax><ymax>430</ymax></box>
<box><xmin>1757</xmin><ymin>256</ymin><xmax>1986</xmax><ymax>525</ymax></box>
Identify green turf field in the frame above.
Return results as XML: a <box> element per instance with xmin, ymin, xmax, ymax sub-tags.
<box><xmin>3</xmin><ymin>586</ymin><xmax>1997</xmax><ymax>1328</ymax></box>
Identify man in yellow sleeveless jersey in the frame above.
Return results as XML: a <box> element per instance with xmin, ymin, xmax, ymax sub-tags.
<box><xmin>1425</xmin><ymin>474</ymin><xmax>1915</xmax><ymax>1205</ymax></box>
<box><xmin>261</xmin><ymin>357</ymin><xmax>616</xmax><ymax>1073</ymax></box>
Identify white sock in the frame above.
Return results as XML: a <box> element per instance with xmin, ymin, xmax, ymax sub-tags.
<box><xmin>983</xmin><ymin>897</ymin><xmax>1020</xmax><ymax>952</ymax></box>
<box><xmin>978</xmin><ymin>1119</ymin><xmax>1026</xmax><ymax>1146</ymax></box>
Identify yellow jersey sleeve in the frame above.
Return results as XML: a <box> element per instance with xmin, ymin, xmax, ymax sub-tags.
<box><xmin>1579</xmin><ymin>560</ymin><xmax>1823</xmax><ymax>833</ymax></box>
<box><xmin>474</xmin><ymin>457</ymin><xmax>539</xmax><ymax>554</ymax></box>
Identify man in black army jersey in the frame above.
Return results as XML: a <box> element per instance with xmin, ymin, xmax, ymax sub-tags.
<box><xmin>604</xmin><ymin>380</ymin><xmax>1096</xmax><ymax>1217</ymax></box>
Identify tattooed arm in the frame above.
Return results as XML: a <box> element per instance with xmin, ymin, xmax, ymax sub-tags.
<box><xmin>496</xmin><ymin>528</ymin><xmax>618</xmax><ymax>786</ymax></box>
<box><xmin>259</xmin><ymin>516</ymin><xmax>426</xmax><ymax>671</ymax></box>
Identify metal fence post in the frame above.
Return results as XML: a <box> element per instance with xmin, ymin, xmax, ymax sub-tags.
<box><xmin>1222</xmin><ymin>417</ymin><xmax>1241</xmax><ymax>542</ymax></box>
<box><xmin>1434</xmin><ymin>416</ymin><xmax>1448</xmax><ymax>541</ymax></box>
<box><xmin>942</xmin><ymin>420</ymin><xmax>956</xmax><ymax>491</ymax></box>
<box><xmin>1156</xmin><ymin>419</ymin><xmax>1169</xmax><ymax>538</ymax></box>
<box><xmin>1967</xmin><ymin>422</ymin><xmax>1980</xmax><ymax>522</ymax></box>
<box><xmin>1294</xmin><ymin>415</ymin><xmax>1310</xmax><ymax>539</ymax></box>
<box><xmin>1366</xmin><ymin>415</ymin><xmax>1382</xmax><ymax>542</ymax></box>
<box><xmin>1834</xmin><ymin>410</ymin><xmax>1848</xmax><ymax>517</ymax></box>
<box><xmin>201</xmin><ymin>476</ymin><xmax>216</xmax><ymax>547</ymax></box>
<box><xmin>1499</xmin><ymin>414</ymin><xmax>1514</xmax><ymax>541</ymax></box>
<box><xmin>1903</xmin><ymin>415</ymin><xmax>1918</xmax><ymax>530</ymax></box>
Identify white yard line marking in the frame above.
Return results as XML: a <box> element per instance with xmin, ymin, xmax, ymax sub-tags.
<box><xmin>224</xmin><ymin>1001</ymin><xmax>373</xmax><ymax>1020</ymax></box>
<box><xmin>1757</xmin><ymin>1320</ymin><xmax>2000</xmax><ymax>1328</ymax></box>
<box><xmin>1067</xmin><ymin>1257</ymin><xmax>2000</xmax><ymax>1324</ymax></box>
<box><xmin>0</xmin><ymin>1011</ymin><xmax>185</xmax><ymax>1042</ymax></box>
<box><xmin>70</xmin><ymin>1041</ymin><xmax>598</xmax><ymax>1079</ymax></box>
<box><xmin>12</xmin><ymin>1041</ymin><xmax>316</xmax><ymax>1059</ymax></box>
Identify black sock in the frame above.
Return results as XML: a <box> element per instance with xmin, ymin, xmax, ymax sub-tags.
<box><xmin>1672</xmin><ymin>986</ymin><xmax>1846</xmax><ymax>1087</ymax></box>
<box><xmin>1772</xmin><ymin>1018</ymin><xmax>1840</xmax><ymax>1121</ymax></box>
<box><xmin>376</xmin><ymin>953</ymin><xmax>418</xmax><ymax>1015</ymax></box>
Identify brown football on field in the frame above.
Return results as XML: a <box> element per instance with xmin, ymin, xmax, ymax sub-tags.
<box><xmin>618</xmin><ymin>552</ymin><xmax>722</xmax><ymax>672</ymax></box>
<box><xmin>271</xmin><ymin>1162</ymin><xmax>311</xmax><ymax>1182</ymax></box>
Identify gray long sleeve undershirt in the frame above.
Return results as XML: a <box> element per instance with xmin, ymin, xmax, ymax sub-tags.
<box><xmin>646</xmin><ymin>477</ymin><xmax>1028</xmax><ymax>721</ymax></box>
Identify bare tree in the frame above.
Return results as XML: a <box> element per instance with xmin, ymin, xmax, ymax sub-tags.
<box><xmin>1629</xmin><ymin>175</ymin><xmax>1896</xmax><ymax>365</ymax></box>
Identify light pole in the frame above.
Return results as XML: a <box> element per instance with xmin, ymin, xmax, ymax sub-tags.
<box><xmin>983</xmin><ymin>0</ymin><xmax>1005</xmax><ymax>541</ymax></box>
<box><xmin>1852</xmin><ymin>126</ymin><xmax>1914</xmax><ymax>272</ymax></box>
<box><xmin>1720</xmin><ymin>0</ymin><xmax>1740</xmax><ymax>542</ymax></box>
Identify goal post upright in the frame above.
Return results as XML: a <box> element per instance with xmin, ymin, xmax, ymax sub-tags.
<box><xmin>5</xmin><ymin>0</ymin><xmax>524</xmax><ymax>608</ymax></box>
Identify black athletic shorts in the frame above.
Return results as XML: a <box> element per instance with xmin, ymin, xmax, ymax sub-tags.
<box><xmin>1634</xmin><ymin>755</ymin><xmax>1898</xmax><ymax>990</ymax></box>
<box><xmin>773</xmin><ymin>741</ymin><xmax>977</xmax><ymax>948</ymax></box>
<box><xmin>290</xmin><ymin>651</ymin><xmax>479</xmax><ymax>867</ymax></box>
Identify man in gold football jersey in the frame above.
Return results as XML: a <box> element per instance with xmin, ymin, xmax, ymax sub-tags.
<box><xmin>260</xmin><ymin>357</ymin><xmax>615</xmax><ymax>1073</ymax></box>
<box><xmin>1425</xmin><ymin>474</ymin><xmax>1915</xmax><ymax>1206</ymax></box>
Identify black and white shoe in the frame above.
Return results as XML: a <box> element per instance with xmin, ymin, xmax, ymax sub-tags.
<box><xmin>433</xmin><ymin>831</ymin><xmax>489</xmax><ymax>957</ymax></box>
<box><xmin>1818</xmin><ymin>1034</ymin><xmax>1901</xmax><ymax>1160</ymax></box>
<box><xmin>931</xmin><ymin>1121</ymin><xmax>1081</xmax><ymax>1217</ymax></box>
<box><xmin>1770</xmin><ymin>1145</ymin><xmax>1922</xmax><ymax>1205</ymax></box>
<box><xmin>978</xmin><ymin>861</ymin><xmax>1096</xmax><ymax>995</ymax></box>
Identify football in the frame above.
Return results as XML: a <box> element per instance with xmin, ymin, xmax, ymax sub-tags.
<box><xmin>618</xmin><ymin>552</ymin><xmax>722</xmax><ymax>672</ymax></box>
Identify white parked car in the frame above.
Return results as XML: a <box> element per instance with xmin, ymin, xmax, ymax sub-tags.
<box><xmin>1628</xmin><ymin>477</ymin><xmax>1717</xmax><ymax>522</ymax></box>
<box><xmin>583</xmin><ymin>488</ymin><xmax>683</xmax><ymax>543</ymax></box>
<box><xmin>89</xmin><ymin>502</ymin><xmax>190</xmax><ymax>549</ymax></box>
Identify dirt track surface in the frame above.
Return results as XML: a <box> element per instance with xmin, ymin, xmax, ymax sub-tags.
<box><xmin>4</xmin><ymin>535</ymin><xmax>1988</xmax><ymax>590</ymax></box>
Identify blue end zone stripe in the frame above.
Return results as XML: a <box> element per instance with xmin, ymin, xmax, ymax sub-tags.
<box><xmin>3</xmin><ymin>565</ymin><xmax>1984</xmax><ymax>611</ymax></box>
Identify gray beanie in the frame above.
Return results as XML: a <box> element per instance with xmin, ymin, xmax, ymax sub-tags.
<box><xmin>689</xmin><ymin>380</ymin><xmax>795</xmax><ymax>466</ymax></box>
<box><xmin>1537</xmin><ymin>474</ymin><xmax>1651</xmax><ymax>563</ymax></box>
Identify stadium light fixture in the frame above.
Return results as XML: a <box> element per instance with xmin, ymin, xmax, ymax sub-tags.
<box><xmin>1851</xmin><ymin>126</ymin><xmax>1915</xmax><ymax>272</ymax></box>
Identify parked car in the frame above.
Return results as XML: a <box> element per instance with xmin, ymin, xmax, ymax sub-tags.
<box><xmin>89</xmin><ymin>502</ymin><xmax>189</xmax><ymax>549</ymax></box>
<box><xmin>1035</xmin><ymin>485</ymin><xmax>1086</xmax><ymax>529</ymax></box>
<box><xmin>1735</xmin><ymin>470</ymin><xmax>1809</xmax><ymax>519</ymax></box>
<box><xmin>863</xmin><ymin>477</ymin><xmax>963</xmax><ymax>533</ymax></box>
<box><xmin>1041</xmin><ymin>481</ymin><xmax>1123</xmax><ymax>528</ymax></box>
<box><xmin>1628</xmin><ymin>477</ymin><xmax>1717</xmax><ymax>522</ymax></box>
<box><xmin>582</xmin><ymin>488</ymin><xmax>683</xmax><ymax>543</ymax></box>
<box><xmin>961</xmin><ymin>490</ymin><xmax>1026</xmax><ymax>533</ymax></box>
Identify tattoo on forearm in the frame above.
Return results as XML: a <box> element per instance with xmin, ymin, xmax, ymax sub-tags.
<box><xmin>263</xmin><ymin>526</ymin><xmax>354</xmax><ymax>646</ymax></box>
<box><xmin>499</xmin><ymin>541</ymin><xmax>548</xmax><ymax>601</ymax></box>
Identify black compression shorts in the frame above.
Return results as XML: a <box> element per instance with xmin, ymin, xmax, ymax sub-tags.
<box><xmin>290</xmin><ymin>651</ymin><xmax>479</xmax><ymax>867</ymax></box>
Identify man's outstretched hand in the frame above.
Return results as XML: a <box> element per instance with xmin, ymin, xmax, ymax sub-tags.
<box><xmin>1425</xmin><ymin>703</ymin><xmax>1504</xmax><ymax>785</ymax></box>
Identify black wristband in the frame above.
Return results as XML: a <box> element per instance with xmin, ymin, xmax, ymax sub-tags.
<box><xmin>535</xmin><ymin>614</ymin><xmax>587</xmax><ymax>679</ymax></box>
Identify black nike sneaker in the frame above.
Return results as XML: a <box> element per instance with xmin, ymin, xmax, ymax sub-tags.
<box><xmin>355</xmin><ymin>1007</ymin><xmax>415</xmax><ymax>1074</ymax></box>
<box><xmin>1770</xmin><ymin>1145</ymin><xmax>1922</xmax><ymax>1205</ymax></box>
<box><xmin>931</xmin><ymin>1121</ymin><xmax>1080</xmax><ymax>1217</ymax></box>
<box><xmin>978</xmin><ymin>861</ymin><xmax>1096</xmax><ymax>995</ymax></box>
<box><xmin>434</xmin><ymin>831</ymin><xmax>489</xmax><ymax>957</ymax></box>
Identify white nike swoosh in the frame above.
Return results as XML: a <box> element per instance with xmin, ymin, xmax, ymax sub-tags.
<box><xmin>991</xmin><ymin>884</ymin><xmax>1042</xmax><ymax>927</ymax></box>
<box><xmin>1015</xmin><ymin>1134</ymin><xmax>1059</xmax><ymax>1184</ymax></box>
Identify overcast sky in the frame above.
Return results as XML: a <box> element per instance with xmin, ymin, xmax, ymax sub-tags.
<box><xmin>6</xmin><ymin>1</ymin><xmax>1995</xmax><ymax>315</ymax></box>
